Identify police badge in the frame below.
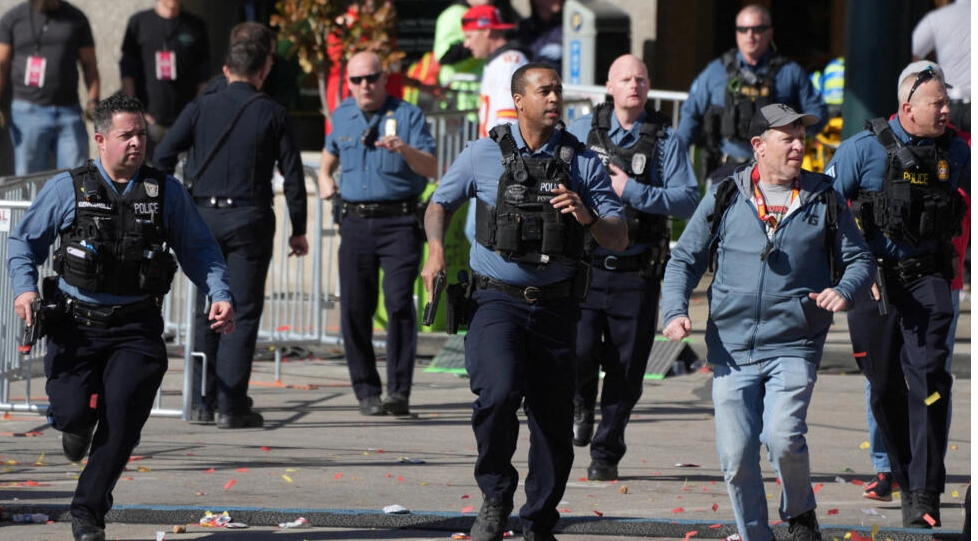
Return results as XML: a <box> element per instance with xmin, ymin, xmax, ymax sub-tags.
<box><xmin>559</xmin><ymin>145</ymin><xmax>574</xmax><ymax>164</ymax></box>
<box><xmin>144</xmin><ymin>179</ymin><xmax>160</xmax><ymax>198</ymax></box>
<box><xmin>631</xmin><ymin>153</ymin><xmax>647</xmax><ymax>175</ymax></box>
<box><xmin>937</xmin><ymin>159</ymin><xmax>949</xmax><ymax>181</ymax></box>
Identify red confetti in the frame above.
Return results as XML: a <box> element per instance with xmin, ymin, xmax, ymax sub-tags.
<box><xmin>683</xmin><ymin>530</ymin><xmax>699</xmax><ymax>541</ymax></box>
<box><xmin>276</xmin><ymin>325</ymin><xmax>291</xmax><ymax>332</ymax></box>
<box><xmin>334</xmin><ymin>473</ymin><xmax>343</xmax><ymax>479</ymax></box>
<box><xmin>849</xmin><ymin>531</ymin><xmax>873</xmax><ymax>541</ymax></box>
<box><xmin>235</xmin><ymin>468</ymin><xmax>249</xmax><ymax>472</ymax></box>
<box><xmin>812</xmin><ymin>483</ymin><xmax>823</xmax><ymax>493</ymax></box>
<box><xmin>462</xmin><ymin>505</ymin><xmax>474</xmax><ymax>513</ymax></box>
<box><xmin>593</xmin><ymin>510</ymin><xmax>603</xmax><ymax>517</ymax></box>
<box><xmin>397</xmin><ymin>476</ymin><xmax>404</xmax><ymax>482</ymax></box>
<box><xmin>204</xmin><ymin>468</ymin><xmax>215</xmax><ymax>474</ymax></box>
<box><xmin>827</xmin><ymin>509</ymin><xmax>839</xmax><ymax>515</ymax></box>
<box><xmin>712</xmin><ymin>503</ymin><xmax>719</xmax><ymax>512</ymax></box>
<box><xmin>224</xmin><ymin>479</ymin><xmax>236</xmax><ymax>490</ymax></box>
<box><xmin>386</xmin><ymin>473</ymin><xmax>392</xmax><ymax>478</ymax></box>
<box><xmin>578</xmin><ymin>477</ymin><xmax>588</xmax><ymax>482</ymax></box>
<box><xmin>461</xmin><ymin>494</ymin><xmax>471</xmax><ymax>499</ymax></box>
<box><xmin>260</xmin><ymin>446</ymin><xmax>271</xmax><ymax>452</ymax></box>
<box><xmin>851</xmin><ymin>479</ymin><xmax>864</xmax><ymax>486</ymax></box>
<box><xmin>672</xmin><ymin>507</ymin><xmax>685</xmax><ymax>514</ymax></box>
<box><xmin>709</xmin><ymin>524</ymin><xmax>722</xmax><ymax>529</ymax></box>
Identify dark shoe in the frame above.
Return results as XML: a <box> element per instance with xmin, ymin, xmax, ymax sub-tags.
<box><xmin>572</xmin><ymin>404</ymin><xmax>594</xmax><ymax>447</ymax></box>
<box><xmin>901</xmin><ymin>490</ymin><xmax>914</xmax><ymax>526</ymax></box>
<box><xmin>71</xmin><ymin>516</ymin><xmax>105</xmax><ymax>541</ymax></box>
<box><xmin>787</xmin><ymin>509</ymin><xmax>822</xmax><ymax>541</ymax></box>
<box><xmin>216</xmin><ymin>410</ymin><xmax>264</xmax><ymax>429</ymax></box>
<box><xmin>862</xmin><ymin>471</ymin><xmax>897</xmax><ymax>502</ymax></box>
<box><xmin>62</xmin><ymin>425</ymin><xmax>95</xmax><ymax>462</ymax></box>
<box><xmin>524</xmin><ymin>530</ymin><xmax>558</xmax><ymax>541</ymax></box>
<box><xmin>907</xmin><ymin>490</ymin><xmax>941</xmax><ymax>528</ymax></box>
<box><xmin>383</xmin><ymin>392</ymin><xmax>410</xmax><ymax>416</ymax></box>
<box><xmin>359</xmin><ymin>395</ymin><xmax>385</xmax><ymax>416</ymax></box>
<box><xmin>470</xmin><ymin>496</ymin><xmax>513</xmax><ymax>541</ymax></box>
<box><xmin>188</xmin><ymin>405</ymin><xmax>215</xmax><ymax>425</ymax></box>
<box><xmin>587</xmin><ymin>459</ymin><xmax>618</xmax><ymax>481</ymax></box>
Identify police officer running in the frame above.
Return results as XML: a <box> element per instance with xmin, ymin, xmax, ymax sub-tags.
<box><xmin>422</xmin><ymin>62</ymin><xmax>627</xmax><ymax>541</ymax></box>
<box><xmin>662</xmin><ymin>103</ymin><xmax>874</xmax><ymax>541</ymax></box>
<box><xmin>565</xmin><ymin>54</ymin><xmax>699</xmax><ymax>481</ymax></box>
<box><xmin>318</xmin><ymin>51</ymin><xmax>438</xmax><ymax>417</ymax></box>
<box><xmin>155</xmin><ymin>37</ymin><xmax>308</xmax><ymax>429</ymax></box>
<box><xmin>6</xmin><ymin>94</ymin><xmax>235</xmax><ymax>541</ymax></box>
<box><xmin>677</xmin><ymin>4</ymin><xmax>826</xmax><ymax>184</ymax></box>
<box><xmin>825</xmin><ymin>61</ymin><xmax>970</xmax><ymax>528</ymax></box>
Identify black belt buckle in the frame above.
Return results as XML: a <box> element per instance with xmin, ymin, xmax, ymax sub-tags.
<box><xmin>522</xmin><ymin>286</ymin><xmax>543</xmax><ymax>302</ymax></box>
<box><xmin>601</xmin><ymin>255</ymin><xmax>619</xmax><ymax>271</ymax></box>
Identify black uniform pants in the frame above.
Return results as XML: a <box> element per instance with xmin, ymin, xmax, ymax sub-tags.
<box><xmin>465</xmin><ymin>289</ymin><xmax>579</xmax><ymax>534</ymax></box>
<box><xmin>575</xmin><ymin>266</ymin><xmax>660</xmax><ymax>464</ymax></box>
<box><xmin>193</xmin><ymin>206</ymin><xmax>275</xmax><ymax>415</ymax></box>
<box><xmin>848</xmin><ymin>272</ymin><xmax>953</xmax><ymax>494</ymax></box>
<box><xmin>338</xmin><ymin>213</ymin><xmax>423</xmax><ymax>399</ymax></box>
<box><xmin>44</xmin><ymin>309</ymin><xmax>167</xmax><ymax>527</ymax></box>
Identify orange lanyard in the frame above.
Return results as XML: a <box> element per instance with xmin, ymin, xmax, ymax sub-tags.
<box><xmin>751</xmin><ymin>165</ymin><xmax>798</xmax><ymax>230</ymax></box>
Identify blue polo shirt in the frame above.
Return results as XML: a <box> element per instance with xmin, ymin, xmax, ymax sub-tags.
<box><xmin>567</xmin><ymin>110</ymin><xmax>699</xmax><ymax>257</ymax></box>
<box><xmin>433</xmin><ymin>126</ymin><xmax>625</xmax><ymax>286</ymax></box>
<box><xmin>325</xmin><ymin>95</ymin><xmax>436</xmax><ymax>203</ymax></box>
<box><xmin>677</xmin><ymin>50</ymin><xmax>827</xmax><ymax>160</ymax></box>
<box><xmin>825</xmin><ymin>116</ymin><xmax>970</xmax><ymax>262</ymax></box>
<box><xmin>6</xmin><ymin>159</ymin><xmax>232</xmax><ymax>306</ymax></box>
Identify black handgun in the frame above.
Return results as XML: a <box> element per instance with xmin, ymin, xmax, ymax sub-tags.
<box><xmin>18</xmin><ymin>297</ymin><xmax>46</xmax><ymax>355</ymax></box>
<box><xmin>422</xmin><ymin>270</ymin><xmax>446</xmax><ymax>326</ymax></box>
<box><xmin>874</xmin><ymin>260</ymin><xmax>889</xmax><ymax>317</ymax></box>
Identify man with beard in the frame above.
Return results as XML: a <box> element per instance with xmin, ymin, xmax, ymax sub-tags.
<box><xmin>0</xmin><ymin>0</ymin><xmax>100</xmax><ymax>174</ymax></box>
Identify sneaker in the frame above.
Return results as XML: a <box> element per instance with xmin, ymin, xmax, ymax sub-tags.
<box><xmin>188</xmin><ymin>405</ymin><xmax>215</xmax><ymax>425</ymax></box>
<box><xmin>71</xmin><ymin>516</ymin><xmax>105</xmax><ymax>541</ymax></box>
<box><xmin>572</xmin><ymin>404</ymin><xmax>594</xmax><ymax>447</ymax></box>
<box><xmin>787</xmin><ymin>509</ymin><xmax>822</xmax><ymax>541</ymax></box>
<box><xmin>359</xmin><ymin>395</ymin><xmax>385</xmax><ymax>416</ymax></box>
<box><xmin>907</xmin><ymin>490</ymin><xmax>941</xmax><ymax>528</ymax></box>
<box><xmin>383</xmin><ymin>392</ymin><xmax>410</xmax><ymax>416</ymax></box>
<box><xmin>62</xmin><ymin>425</ymin><xmax>95</xmax><ymax>462</ymax></box>
<box><xmin>587</xmin><ymin>459</ymin><xmax>618</xmax><ymax>481</ymax></box>
<box><xmin>216</xmin><ymin>410</ymin><xmax>264</xmax><ymax>429</ymax></box>
<box><xmin>863</xmin><ymin>472</ymin><xmax>897</xmax><ymax>502</ymax></box>
<box><xmin>470</xmin><ymin>496</ymin><xmax>513</xmax><ymax>541</ymax></box>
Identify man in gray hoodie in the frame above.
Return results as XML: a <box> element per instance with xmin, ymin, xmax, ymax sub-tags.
<box><xmin>661</xmin><ymin>104</ymin><xmax>874</xmax><ymax>541</ymax></box>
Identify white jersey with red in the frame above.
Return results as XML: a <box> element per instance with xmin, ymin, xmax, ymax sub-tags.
<box><xmin>478</xmin><ymin>44</ymin><xmax>528</xmax><ymax>137</ymax></box>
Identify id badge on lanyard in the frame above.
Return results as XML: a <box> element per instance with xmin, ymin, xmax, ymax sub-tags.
<box><xmin>155</xmin><ymin>50</ymin><xmax>178</xmax><ymax>80</ymax></box>
<box><xmin>24</xmin><ymin>55</ymin><xmax>46</xmax><ymax>87</ymax></box>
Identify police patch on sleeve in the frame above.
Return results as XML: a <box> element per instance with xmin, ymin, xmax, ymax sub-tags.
<box><xmin>559</xmin><ymin>146</ymin><xmax>574</xmax><ymax>164</ymax></box>
<box><xmin>144</xmin><ymin>179</ymin><xmax>160</xmax><ymax>198</ymax></box>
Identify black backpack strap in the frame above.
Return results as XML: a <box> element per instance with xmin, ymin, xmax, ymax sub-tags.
<box><xmin>707</xmin><ymin>178</ymin><xmax>739</xmax><ymax>273</ymax></box>
<box><xmin>185</xmin><ymin>92</ymin><xmax>266</xmax><ymax>190</ymax></box>
<box><xmin>818</xmin><ymin>188</ymin><xmax>842</xmax><ymax>283</ymax></box>
<box><xmin>490</xmin><ymin>124</ymin><xmax>529</xmax><ymax>182</ymax></box>
<box><xmin>866</xmin><ymin>117</ymin><xmax>902</xmax><ymax>152</ymax></box>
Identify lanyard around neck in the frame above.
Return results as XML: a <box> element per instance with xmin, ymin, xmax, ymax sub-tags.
<box><xmin>751</xmin><ymin>164</ymin><xmax>798</xmax><ymax>230</ymax></box>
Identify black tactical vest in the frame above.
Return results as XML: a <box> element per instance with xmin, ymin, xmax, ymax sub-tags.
<box><xmin>704</xmin><ymin>50</ymin><xmax>787</xmax><ymax>145</ymax></box>
<box><xmin>586</xmin><ymin>102</ymin><xmax>670</xmax><ymax>247</ymax></box>
<box><xmin>474</xmin><ymin>124</ymin><xmax>586</xmax><ymax>266</ymax></box>
<box><xmin>852</xmin><ymin>118</ymin><xmax>962</xmax><ymax>246</ymax></box>
<box><xmin>54</xmin><ymin>162</ymin><xmax>178</xmax><ymax>296</ymax></box>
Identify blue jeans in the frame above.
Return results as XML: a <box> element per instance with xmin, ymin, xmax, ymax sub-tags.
<box><xmin>10</xmin><ymin>100</ymin><xmax>88</xmax><ymax>175</ymax></box>
<box><xmin>864</xmin><ymin>380</ymin><xmax>891</xmax><ymax>473</ymax></box>
<box><xmin>713</xmin><ymin>358</ymin><xmax>818</xmax><ymax>541</ymax></box>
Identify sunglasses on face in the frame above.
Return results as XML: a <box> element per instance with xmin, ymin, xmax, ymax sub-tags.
<box><xmin>907</xmin><ymin>67</ymin><xmax>935</xmax><ymax>103</ymax></box>
<box><xmin>349</xmin><ymin>72</ymin><xmax>382</xmax><ymax>85</ymax></box>
<box><xmin>736</xmin><ymin>24</ymin><xmax>771</xmax><ymax>34</ymax></box>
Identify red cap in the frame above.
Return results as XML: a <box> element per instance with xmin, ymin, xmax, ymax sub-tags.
<box><xmin>461</xmin><ymin>5</ymin><xmax>515</xmax><ymax>32</ymax></box>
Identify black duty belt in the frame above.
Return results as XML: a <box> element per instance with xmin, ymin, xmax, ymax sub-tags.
<box><xmin>472</xmin><ymin>273</ymin><xmax>573</xmax><ymax>303</ymax></box>
<box><xmin>342</xmin><ymin>196</ymin><xmax>418</xmax><ymax>219</ymax></box>
<box><xmin>195</xmin><ymin>196</ymin><xmax>268</xmax><ymax>208</ymax></box>
<box><xmin>589</xmin><ymin>253</ymin><xmax>645</xmax><ymax>272</ymax></box>
<box><xmin>68</xmin><ymin>296</ymin><xmax>161</xmax><ymax>327</ymax></box>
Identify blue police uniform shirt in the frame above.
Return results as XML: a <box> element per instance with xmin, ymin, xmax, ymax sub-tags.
<box><xmin>325</xmin><ymin>95</ymin><xmax>436</xmax><ymax>203</ymax></box>
<box><xmin>825</xmin><ymin>116</ymin><xmax>970</xmax><ymax>262</ymax></box>
<box><xmin>677</xmin><ymin>50</ymin><xmax>827</xmax><ymax>160</ymax></box>
<box><xmin>433</xmin><ymin>126</ymin><xmax>625</xmax><ymax>286</ymax></box>
<box><xmin>6</xmin><ymin>159</ymin><xmax>233</xmax><ymax>306</ymax></box>
<box><xmin>567</xmin><ymin>111</ymin><xmax>699</xmax><ymax>257</ymax></box>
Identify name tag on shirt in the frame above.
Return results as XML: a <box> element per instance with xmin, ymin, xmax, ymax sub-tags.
<box><xmin>155</xmin><ymin>50</ymin><xmax>178</xmax><ymax>81</ymax></box>
<box><xmin>384</xmin><ymin>118</ymin><xmax>397</xmax><ymax>137</ymax></box>
<box><xmin>24</xmin><ymin>56</ymin><xmax>46</xmax><ymax>87</ymax></box>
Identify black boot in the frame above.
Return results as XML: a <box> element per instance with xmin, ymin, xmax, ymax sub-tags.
<box><xmin>572</xmin><ymin>404</ymin><xmax>594</xmax><ymax>447</ymax></box>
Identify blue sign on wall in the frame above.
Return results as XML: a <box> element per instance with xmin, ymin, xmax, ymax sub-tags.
<box><xmin>570</xmin><ymin>39</ymin><xmax>581</xmax><ymax>84</ymax></box>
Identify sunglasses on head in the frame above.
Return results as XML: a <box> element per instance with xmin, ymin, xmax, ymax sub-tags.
<box><xmin>736</xmin><ymin>24</ymin><xmax>771</xmax><ymax>34</ymax></box>
<box><xmin>349</xmin><ymin>72</ymin><xmax>382</xmax><ymax>85</ymax></box>
<box><xmin>906</xmin><ymin>67</ymin><xmax>935</xmax><ymax>103</ymax></box>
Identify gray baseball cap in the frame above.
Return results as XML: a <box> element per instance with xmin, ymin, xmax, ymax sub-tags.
<box><xmin>748</xmin><ymin>103</ymin><xmax>818</xmax><ymax>138</ymax></box>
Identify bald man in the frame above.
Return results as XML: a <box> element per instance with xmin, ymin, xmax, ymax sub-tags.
<box><xmin>566</xmin><ymin>54</ymin><xmax>699</xmax><ymax>481</ymax></box>
<box><xmin>318</xmin><ymin>51</ymin><xmax>437</xmax><ymax>417</ymax></box>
